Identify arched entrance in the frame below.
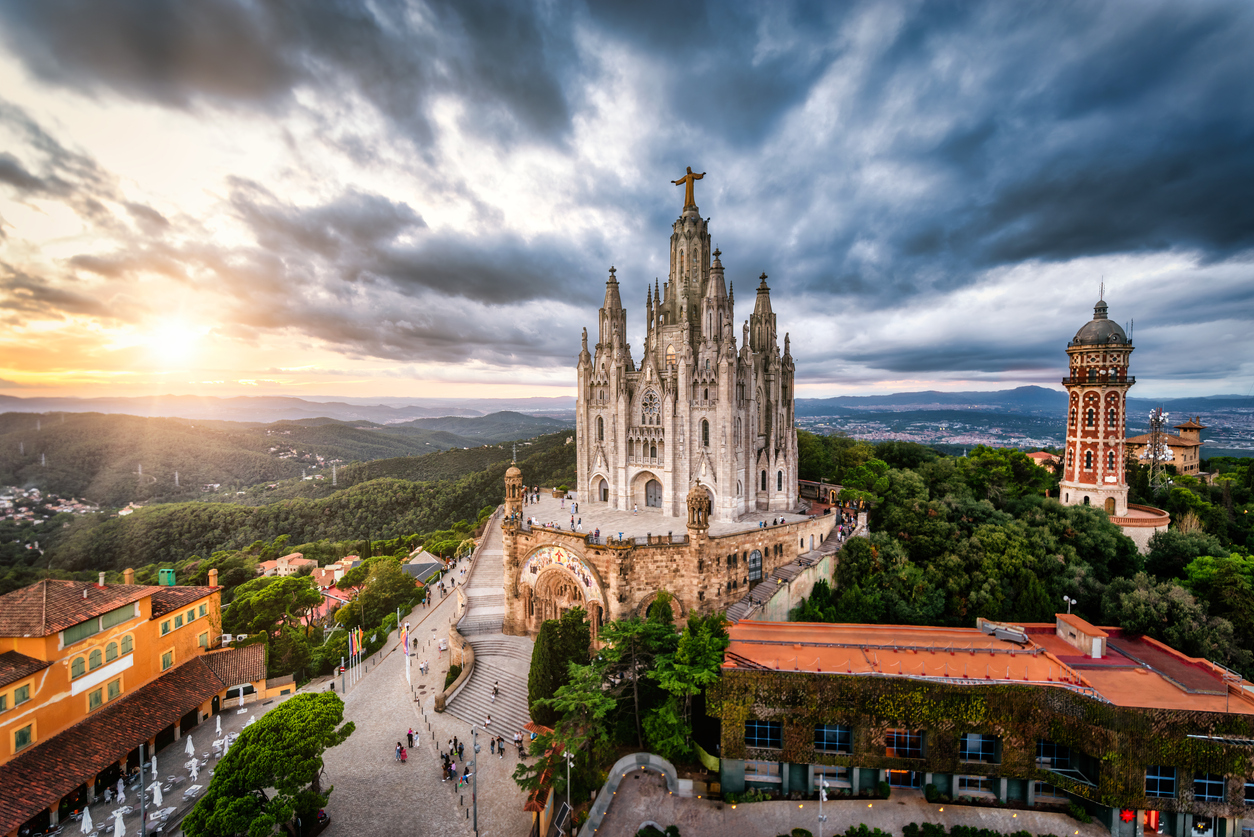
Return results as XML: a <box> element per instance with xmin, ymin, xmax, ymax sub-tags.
<box><xmin>596</xmin><ymin>477</ymin><xmax>608</xmax><ymax>502</ymax></box>
<box><xmin>646</xmin><ymin>479</ymin><xmax>662</xmax><ymax>507</ymax></box>
<box><xmin>1105</xmin><ymin>497</ymin><xmax>1116</xmax><ymax>514</ymax></box>
<box><xmin>519</xmin><ymin>544</ymin><xmax>607</xmax><ymax>637</ymax></box>
<box><xmin>211</xmin><ymin>695</ymin><xmax>220</xmax><ymax>715</ymax></box>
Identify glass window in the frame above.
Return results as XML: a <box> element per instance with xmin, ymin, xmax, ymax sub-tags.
<box><xmin>88</xmin><ymin>688</ymin><xmax>102</xmax><ymax>710</ymax></box>
<box><xmin>199</xmin><ymin>632</ymin><xmax>209</xmax><ymax>649</ymax></box>
<box><xmin>1245</xmin><ymin>781</ymin><xmax>1254</xmax><ymax>805</ymax></box>
<box><xmin>0</xmin><ymin>694</ymin><xmax>7</xmax><ymax>711</ymax></box>
<box><xmin>71</xmin><ymin>657</ymin><xmax>86</xmax><ymax>679</ymax></box>
<box><xmin>14</xmin><ymin>724</ymin><xmax>32</xmax><ymax>751</ymax></box>
<box><xmin>161</xmin><ymin>620</ymin><xmax>171</xmax><ymax>636</ymax></box>
<box><xmin>89</xmin><ymin>649</ymin><xmax>102</xmax><ymax>670</ymax></box>
<box><xmin>745</xmin><ymin>720</ymin><xmax>783</xmax><ymax>749</ymax></box>
<box><xmin>186</xmin><ymin>609</ymin><xmax>196</xmax><ymax>623</ymax></box>
<box><xmin>174</xmin><ymin>614</ymin><xmax>183</xmax><ymax>629</ymax></box>
<box><xmin>958</xmin><ymin>775</ymin><xmax>993</xmax><ymax>794</ymax></box>
<box><xmin>960</xmin><ymin>733</ymin><xmax>999</xmax><ymax>764</ymax></box>
<box><xmin>1035</xmin><ymin>782</ymin><xmax>1066</xmax><ymax>801</ymax></box>
<box><xmin>745</xmin><ymin>761</ymin><xmax>782</xmax><ymax>783</ymax></box>
<box><xmin>886</xmin><ymin>729</ymin><xmax>924</xmax><ymax>759</ymax></box>
<box><xmin>101</xmin><ymin>605</ymin><xmax>133</xmax><ymax>630</ymax></box>
<box><xmin>748</xmin><ymin>550</ymin><xmax>762</xmax><ymax>582</ymax></box>
<box><xmin>814</xmin><ymin>724</ymin><xmax>852</xmax><ymax>754</ymax></box>
<box><xmin>1196</xmin><ymin>773</ymin><xmax>1226</xmax><ymax>802</ymax></box>
<box><xmin>198</xmin><ymin>604</ymin><xmax>207</xmax><ymax>618</ymax></box>
<box><xmin>14</xmin><ymin>684</ymin><xmax>30</xmax><ymax>705</ymax></box>
<box><xmin>162</xmin><ymin>651</ymin><xmax>173</xmax><ymax>671</ymax></box>
<box><xmin>105</xmin><ymin>642</ymin><xmax>118</xmax><ymax>662</ymax></box>
<box><xmin>1037</xmin><ymin>741</ymin><xmax>1071</xmax><ymax>768</ymax></box>
<box><xmin>814</xmin><ymin>765</ymin><xmax>850</xmax><ymax>790</ymax></box>
<box><xmin>120</xmin><ymin>635</ymin><xmax>133</xmax><ymax>655</ymax></box>
<box><xmin>1146</xmin><ymin>766</ymin><xmax>1176</xmax><ymax>798</ymax></box>
<box><xmin>107</xmin><ymin>679</ymin><xmax>121</xmax><ymax>701</ymax></box>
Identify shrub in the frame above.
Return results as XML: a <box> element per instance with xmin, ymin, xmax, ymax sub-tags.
<box><xmin>1067</xmin><ymin>801</ymin><xmax>1091</xmax><ymax>824</ymax></box>
<box><xmin>924</xmin><ymin>783</ymin><xmax>938</xmax><ymax>803</ymax></box>
<box><xmin>792</xmin><ymin>830</ymin><xmax>814</xmax><ymax>837</ymax></box>
<box><xmin>443</xmin><ymin>663</ymin><xmax>462</xmax><ymax>689</ymax></box>
<box><xmin>878</xmin><ymin>780</ymin><xmax>891</xmax><ymax>799</ymax></box>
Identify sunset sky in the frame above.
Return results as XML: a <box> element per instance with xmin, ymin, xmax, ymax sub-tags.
<box><xmin>1</xmin><ymin>1</ymin><xmax>1252</xmax><ymax>401</ymax></box>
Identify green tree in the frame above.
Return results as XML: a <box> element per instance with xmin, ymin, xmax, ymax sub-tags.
<box><xmin>183</xmin><ymin>692</ymin><xmax>354</xmax><ymax>837</ymax></box>
<box><xmin>596</xmin><ymin>616</ymin><xmax>678</xmax><ymax>747</ymax></box>
<box><xmin>513</xmin><ymin>662</ymin><xmax>616</xmax><ymax>802</ymax></box>
<box><xmin>527</xmin><ymin>607</ymin><xmax>590</xmax><ymax>727</ymax></box>
<box><xmin>1145</xmin><ymin>529</ymin><xmax>1229</xmax><ymax>580</ymax></box>
<box><xmin>645</xmin><ymin>613</ymin><xmax>728</xmax><ymax>760</ymax></box>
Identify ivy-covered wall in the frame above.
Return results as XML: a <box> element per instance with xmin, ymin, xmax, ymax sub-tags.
<box><xmin>709</xmin><ymin>669</ymin><xmax>1254</xmax><ymax>817</ymax></box>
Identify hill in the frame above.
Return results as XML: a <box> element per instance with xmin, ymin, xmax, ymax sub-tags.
<box><xmin>42</xmin><ymin>431</ymin><xmax>577</xmax><ymax>571</ymax></box>
<box><xmin>0</xmin><ymin>411</ymin><xmax>574</xmax><ymax>508</ymax></box>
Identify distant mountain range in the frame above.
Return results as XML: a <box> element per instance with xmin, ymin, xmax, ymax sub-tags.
<box><xmin>1</xmin><ymin>386</ymin><xmax>1247</xmax><ymax>425</ymax></box>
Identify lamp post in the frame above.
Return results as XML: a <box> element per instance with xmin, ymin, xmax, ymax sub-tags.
<box><xmin>818</xmin><ymin>779</ymin><xmax>828</xmax><ymax>837</ymax></box>
<box><xmin>1063</xmin><ymin>596</ymin><xmax>1076</xmax><ymax>614</ymax></box>
<box><xmin>471</xmin><ymin>726</ymin><xmax>480</xmax><ymax>835</ymax></box>
<box><xmin>564</xmin><ymin>750</ymin><xmax>575</xmax><ymax>836</ymax></box>
<box><xmin>138</xmin><ymin>740</ymin><xmax>147</xmax><ymax>837</ymax></box>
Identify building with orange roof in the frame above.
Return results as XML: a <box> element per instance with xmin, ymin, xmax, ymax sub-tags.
<box><xmin>1126</xmin><ymin>417</ymin><xmax>1207</xmax><ymax>478</ymax></box>
<box><xmin>712</xmin><ymin>617</ymin><xmax>1254</xmax><ymax>837</ymax></box>
<box><xmin>0</xmin><ymin>570</ymin><xmax>262</xmax><ymax>836</ymax></box>
<box><xmin>257</xmin><ymin>552</ymin><xmax>317</xmax><ymax>577</ymax></box>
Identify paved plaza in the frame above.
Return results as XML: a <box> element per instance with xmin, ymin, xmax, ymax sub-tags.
<box><xmin>318</xmin><ymin>550</ymin><xmax>534</xmax><ymax>837</ymax></box>
<box><xmin>519</xmin><ymin>489</ymin><xmax>813</xmax><ymax>541</ymax></box>
<box><xmin>591</xmin><ymin>769</ymin><xmax>1109</xmax><ymax>837</ymax></box>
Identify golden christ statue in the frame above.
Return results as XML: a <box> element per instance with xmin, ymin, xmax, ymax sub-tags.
<box><xmin>672</xmin><ymin>166</ymin><xmax>706</xmax><ymax>209</ymax></box>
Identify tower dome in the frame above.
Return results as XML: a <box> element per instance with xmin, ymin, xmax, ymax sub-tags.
<box><xmin>505</xmin><ymin>464</ymin><xmax>521</xmax><ymax>478</ymax></box>
<box><xmin>1071</xmin><ymin>300</ymin><xmax>1128</xmax><ymax>346</ymax></box>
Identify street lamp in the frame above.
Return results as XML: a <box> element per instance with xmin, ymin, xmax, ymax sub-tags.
<box><xmin>818</xmin><ymin>779</ymin><xmax>829</xmax><ymax>837</ymax></box>
<box><xmin>471</xmin><ymin>726</ymin><xmax>481</xmax><ymax>835</ymax></box>
<box><xmin>1063</xmin><ymin>596</ymin><xmax>1076</xmax><ymax>614</ymax></box>
<box><xmin>564</xmin><ymin>750</ymin><xmax>575</xmax><ymax>836</ymax></box>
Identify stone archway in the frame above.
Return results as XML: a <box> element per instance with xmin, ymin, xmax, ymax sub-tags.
<box><xmin>518</xmin><ymin>544</ymin><xmax>608</xmax><ymax>638</ymax></box>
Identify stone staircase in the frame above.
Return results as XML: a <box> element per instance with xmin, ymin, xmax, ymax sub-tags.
<box><xmin>446</xmin><ymin>634</ymin><xmax>534</xmax><ymax>736</ymax></box>
<box><xmin>446</xmin><ymin>511</ymin><xmax>535</xmax><ymax>735</ymax></box>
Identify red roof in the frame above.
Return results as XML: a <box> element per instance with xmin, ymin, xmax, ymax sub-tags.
<box><xmin>150</xmin><ymin>585</ymin><xmax>218</xmax><ymax>618</ymax></box>
<box><xmin>1125</xmin><ymin>432</ymin><xmax>1202</xmax><ymax>448</ymax></box>
<box><xmin>202</xmin><ymin>644</ymin><xmax>267</xmax><ymax>687</ymax></box>
<box><xmin>0</xmin><ymin>656</ymin><xmax>228</xmax><ymax>833</ymax></box>
<box><xmin>0</xmin><ymin>580</ymin><xmax>152</xmax><ymax>637</ymax></box>
<box><xmin>0</xmin><ymin>651</ymin><xmax>51</xmax><ymax>689</ymax></box>
<box><xmin>1056</xmin><ymin>612</ymin><xmax>1109</xmax><ymax>638</ymax></box>
<box><xmin>1174</xmin><ymin>418</ymin><xmax>1207</xmax><ymax>430</ymax></box>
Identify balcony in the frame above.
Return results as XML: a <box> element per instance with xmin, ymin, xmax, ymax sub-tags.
<box><xmin>1061</xmin><ymin>376</ymin><xmax>1135</xmax><ymax>386</ymax></box>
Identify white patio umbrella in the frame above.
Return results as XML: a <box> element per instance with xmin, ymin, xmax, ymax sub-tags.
<box><xmin>113</xmin><ymin>810</ymin><xmax>126</xmax><ymax>837</ymax></box>
<box><xmin>115</xmin><ymin>779</ymin><xmax>125</xmax><ymax>804</ymax></box>
<box><xmin>215</xmin><ymin>715</ymin><xmax>221</xmax><ymax>736</ymax></box>
<box><xmin>79</xmin><ymin>806</ymin><xmax>93</xmax><ymax>834</ymax></box>
<box><xmin>150</xmin><ymin>755</ymin><xmax>157</xmax><ymax>776</ymax></box>
<box><xmin>185</xmin><ymin>734</ymin><xmax>195</xmax><ymax>756</ymax></box>
<box><xmin>189</xmin><ymin>761</ymin><xmax>199</xmax><ymax>782</ymax></box>
<box><xmin>149</xmin><ymin>780</ymin><xmax>163</xmax><ymax>808</ymax></box>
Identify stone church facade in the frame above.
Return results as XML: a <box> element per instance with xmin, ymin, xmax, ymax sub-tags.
<box><xmin>574</xmin><ymin>185</ymin><xmax>798</xmax><ymax>521</ymax></box>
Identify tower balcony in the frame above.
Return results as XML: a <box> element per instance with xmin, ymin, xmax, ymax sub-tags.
<box><xmin>1061</xmin><ymin>376</ymin><xmax>1135</xmax><ymax>386</ymax></box>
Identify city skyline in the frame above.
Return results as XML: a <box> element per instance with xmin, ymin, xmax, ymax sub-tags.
<box><xmin>1</xmin><ymin>1</ymin><xmax>1252</xmax><ymax>402</ymax></box>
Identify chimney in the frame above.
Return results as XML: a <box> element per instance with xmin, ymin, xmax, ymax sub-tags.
<box><xmin>208</xmin><ymin>568</ymin><xmax>219</xmax><ymax>587</ymax></box>
<box><xmin>123</xmin><ymin>568</ymin><xmax>135</xmax><ymax>585</ymax></box>
<box><xmin>97</xmin><ymin>572</ymin><xmax>106</xmax><ymax>587</ymax></box>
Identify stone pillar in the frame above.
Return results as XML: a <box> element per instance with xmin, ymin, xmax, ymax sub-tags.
<box><xmin>852</xmin><ymin>768</ymin><xmax>860</xmax><ymax>795</ymax></box>
<box><xmin>48</xmin><ymin>806</ymin><xmax>58</xmax><ymax>827</ymax></box>
<box><xmin>1026</xmin><ymin>780</ymin><xmax>1035</xmax><ymax>806</ymax></box>
<box><xmin>174</xmin><ymin>722</ymin><xmax>181</xmax><ymax>740</ymax></box>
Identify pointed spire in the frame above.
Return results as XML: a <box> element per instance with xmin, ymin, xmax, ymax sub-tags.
<box><xmin>602</xmin><ymin>265</ymin><xmax>623</xmax><ymax>310</ymax></box>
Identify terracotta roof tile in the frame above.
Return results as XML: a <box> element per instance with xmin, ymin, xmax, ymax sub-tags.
<box><xmin>1125</xmin><ymin>432</ymin><xmax>1202</xmax><ymax>447</ymax></box>
<box><xmin>0</xmin><ymin>580</ymin><xmax>152</xmax><ymax>638</ymax></box>
<box><xmin>0</xmin><ymin>656</ymin><xmax>226</xmax><ymax>833</ymax></box>
<box><xmin>0</xmin><ymin>650</ymin><xmax>51</xmax><ymax>689</ymax></box>
<box><xmin>150</xmin><ymin>585</ymin><xmax>218</xmax><ymax>618</ymax></box>
<box><xmin>202</xmin><ymin>644</ymin><xmax>267</xmax><ymax>687</ymax></box>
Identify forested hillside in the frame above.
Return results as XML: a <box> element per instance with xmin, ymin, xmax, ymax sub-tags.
<box><xmin>0</xmin><ymin>410</ymin><xmax>572</xmax><ymax>507</ymax></box>
<box><xmin>42</xmin><ymin>432</ymin><xmax>577</xmax><ymax>571</ymax></box>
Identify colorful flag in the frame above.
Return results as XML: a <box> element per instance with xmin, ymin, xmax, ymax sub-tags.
<box><xmin>348</xmin><ymin>627</ymin><xmax>356</xmax><ymax>657</ymax></box>
<box><xmin>400</xmin><ymin>622</ymin><xmax>408</xmax><ymax>654</ymax></box>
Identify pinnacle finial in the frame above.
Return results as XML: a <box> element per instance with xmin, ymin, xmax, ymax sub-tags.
<box><xmin>609</xmin><ymin>265</ymin><xmax>616</xmax><ymax>280</ymax></box>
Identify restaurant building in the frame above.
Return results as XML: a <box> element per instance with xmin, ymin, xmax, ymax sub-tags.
<box><xmin>0</xmin><ymin>571</ymin><xmax>265</xmax><ymax>836</ymax></box>
<box><xmin>712</xmin><ymin>616</ymin><xmax>1254</xmax><ymax>837</ymax></box>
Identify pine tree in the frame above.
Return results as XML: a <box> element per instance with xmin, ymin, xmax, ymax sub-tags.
<box><xmin>528</xmin><ymin>619</ymin><xmax>563</xmax><ymax>727</ymax></box>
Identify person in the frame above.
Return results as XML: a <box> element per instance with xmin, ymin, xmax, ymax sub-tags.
<box><xmin>485</xmin><ymin>714</ymin><xmax>491</xmax><ymax>727</ymax></box>
<box><xmin>491</xmin><ymin>681</ymin><xmax>499</xmax><ymax>702</ymax></box>
<box><xmin>457</xmin><ymin>740</ymin><xmax>464</xmax><ymax>760</ymax></box>
<box><xmin>400</xmin><ymin>746</ymin><xmax>407</xmax><ymax>763</ymax></box>
<box><xmin>395</xmin><ymin>742</ymin><xmax>402</xmax><ymax>761</ymax></box>
<box><xmin>407</xmin><ymin>729</ymin><xmax>414</xmax><ymax>748</ymax></box>
<box><xmin>490</xmin><ymin>737</ymin><xmax>496</xmax><ymax>755</ymax></box>
<box><xmin>633</xmin><ymin>503</ymin><xmax>638</xmax><ymax>514</ymax></box>
<box><xmin>497</xmin><ymin>735</ymin><xmax>505</xmax><ymax>759</ymax></box>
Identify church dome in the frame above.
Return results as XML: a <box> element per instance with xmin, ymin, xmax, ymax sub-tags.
<box><xmin>506</xmin><ymin>464</ymin><xmax>521</xmax><ymax>478</ymax></box>
<box><xmin>1071</xmin><ymin>300</ymin><xmax>1128</xmax><ymax>346</ymax></box>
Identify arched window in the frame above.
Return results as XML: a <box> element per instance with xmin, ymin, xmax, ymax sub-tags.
<box><xmin>71</xmin><ymin>657</ymin><xmax>85</xmax><ymax>679</ymax></box>
<box><xmin>665</xmin><ymin>344</ymin><xmax>676</xmax><ymax>365</ymax></box>
<box><xmin>596</xmin><ymin>416</ymin><xmax>604</xmax><ymax>442</ymax></box>
<box><xmin>120</xmin><ymin>635</ymin><xmax>133</xmax><ymax>655</ymax></box>
<box><xmin>627</xmin><ymin>440</ymin><xmax>634</xmax><ymax>458</ymax></box>
<box><xmin>1086</xmin><ymin>408</ymin><xmax>1095</xmax><ymax>428</ymax></box>
<box><xmin>1108</xmin><ymin>408</ymin><xmax>1117</xmax><ymax>428</ymax></box>
<box><xmin>777</xmin><ymin>471</ymin><xmax>783</xmax><ymax>491</ymax></box>
<box><xmin>1107</xmin><ymin>450</ymin><xmax>1116</xmax><ymax>469</ymax></box>
<box><xmin>703</xmin><ymin>387</ymin><xmax>708</xmax><ymax>401</ymax></box>
<box><xmin>1087</xmin><ymin>368</ymin><xmax>1096</xmax><ymax>382</ymax></box>
<box><xmin>760</xmin><ymin>470</ymin><xmax>767</xmax><ymax>492</ymax></box>
<box><xmin>105</xmin><ymin>642</ymin><xmax>118</xmax><ymax>663</ymax></box>
<box><xmin>1070</xmin><ymin>407</ymin><xmax>1077</xmax><ymax>426</ymax></box>
<box><xmin>650</xmin><ymin>443</ymin><xmax>657</xmax><ymax>459</ymax></box>
<box><xmin>89</xmin><ymin>649</ymin><xmax>102</xmax><ymax>671</ymax></box>
<box><xmin>702</xmin><ymin>420</ymin><xmax>710</xmax><ymax>447</ymax></box>
<box><xmin>1084</xmin><ymin>450</ymin><xmax>1093</xmax><ymax>470</ymax></box>
<box><xmin>1083</xmin><ymin>495</ymin><xmax>1091</xmax><ymax>505</ymax></box>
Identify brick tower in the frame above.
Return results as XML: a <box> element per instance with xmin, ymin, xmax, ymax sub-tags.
<box><xmin>1059</xmin><ymin>299</ymin><xmax>1134</xmax><ymax>515</ymax></box>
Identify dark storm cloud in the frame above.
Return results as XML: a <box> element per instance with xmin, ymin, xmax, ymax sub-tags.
<box><xmin>0</xmin><ymin>264</ymin><xmax>119</xmax><ymax>320</ymax></box>
<box><xmin>0</xmin><ymin>0</ymin><xmax>573</xmax><ymax>149</ymax></box>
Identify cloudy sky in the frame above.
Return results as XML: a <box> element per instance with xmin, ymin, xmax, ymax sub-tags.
<box><xmin>1</xmin><ymin>0</ymin><xmax>1251</xmax><ymax>401</ymax></box>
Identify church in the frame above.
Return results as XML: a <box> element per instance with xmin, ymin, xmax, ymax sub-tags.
<box><xmin>574</xmin><ymin>168</ymin><xmax>799</xmax><ymax>521</ymax></box>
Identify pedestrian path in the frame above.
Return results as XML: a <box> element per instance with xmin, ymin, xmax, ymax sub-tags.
<box><xmin>449</xmin><ymin>514</ymin><xmax>536</xmax><ymax>738</ymax></box>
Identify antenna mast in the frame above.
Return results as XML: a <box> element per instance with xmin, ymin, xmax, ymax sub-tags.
<box><xmin>1141</xmin><ymin>407</ymin><xmax>1172</xmax><ymax>496</ymax></box>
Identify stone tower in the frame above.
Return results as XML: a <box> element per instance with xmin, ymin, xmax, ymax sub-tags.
<box><xmin>575</xmin><ymin>175</ymin><xmax>798</xmax><ymax>521</ymax></box>
<box><xmin>504</xmin><ymin>462</ymin><xmax>523</xmax><ymax>519</ymax></box>
<box><xmin>1059</xmin><ymin>299</ymin><xmax>1134</xmax><ymax>515</ymax></box>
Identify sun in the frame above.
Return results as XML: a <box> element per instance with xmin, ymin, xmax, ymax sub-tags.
<box><xmin>135</xmin><ymin>319</ymin><xmax>204</xmax><ymax>369</ymax></box>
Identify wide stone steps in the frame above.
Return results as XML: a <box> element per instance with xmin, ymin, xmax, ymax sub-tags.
<box><xmin>446</xmin><ymin>634</ymin><xmax>534</xmax><ymax>736</ymax></box>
